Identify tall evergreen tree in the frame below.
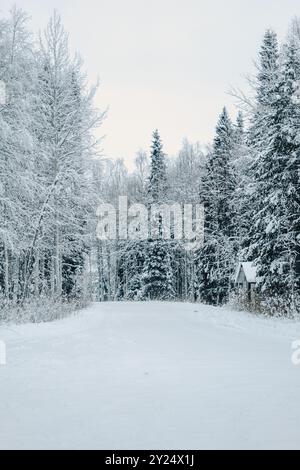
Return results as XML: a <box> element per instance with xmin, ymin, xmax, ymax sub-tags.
<box><xmin>232</xmin><ymin>112</ymin><xmax>253</xmax><ymax>253</ymax></box>
<box><xmin>248</xmin><ymin>30</ymin><xmax>279</xmax><ymax>150</ymax></box>
<box><xmin>141</xmin><ymin>130</ymin><xmax>175</xmax><ymax>300</ymax></box>
<box><xmin>246</xmin><ymin>32</ymin><xmax>300</xmax><ymax>314</ymax></box>
<box><xmin>195</xmin><ymin>108</ymin><xmax>237</xmax><ymax>305</ymax></box>
<box><xmin>148</xmin><ymin>129</ymin><xmax>168</xmax><ymax>203</ymax></box>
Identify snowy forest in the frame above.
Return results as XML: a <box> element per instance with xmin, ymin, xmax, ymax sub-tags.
<box><xmin>1</xmin><ymin>7</ymin><xmax>300</xmax><ymax>321</ymax></box>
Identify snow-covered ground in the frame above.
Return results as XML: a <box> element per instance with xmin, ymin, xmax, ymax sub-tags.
<box><xmin>0</xmin><ymin>302</ymin><xmax>300</xmax><ymax>450</ymax></box>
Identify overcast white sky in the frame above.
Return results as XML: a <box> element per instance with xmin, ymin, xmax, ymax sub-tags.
<box><xmin>1</xmin><ymin>0</ymin><xmax>299</xmax><ymax>167</ymax></box>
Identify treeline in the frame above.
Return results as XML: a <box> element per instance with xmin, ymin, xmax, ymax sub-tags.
<box><xmin>92</xmin><ymin>20</ymin><xmax>300</xmax><ymax>316</ymax></box>
<box><xmin>2</xmin><ymin>7</ymin><xmax>300</xmax><ymax>320</ymax></box>
<box><xmin>0</xmin><ymin>8</ymin><xmax>103</xmax><ymax>319</ymax></box>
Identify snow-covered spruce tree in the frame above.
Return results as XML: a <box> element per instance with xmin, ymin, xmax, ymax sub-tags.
<box><xmin>195</xmin><ymin>108</ymin><xmax>238</xmax><ymax>305</ymax></box>
<box><xmin>241</xmin><ymin>30</ymin><xmax>280</xmax><ymax>310</ymax></box>
<box><xmin>232</xmin><ymin>112</ymin><xmax>253</xmax><ymax>253</ymax></box>
<box><xmin>246</xmin><ymin>34</ymin><xmax>300</xmax><ymax>315</ymax></box>
<box><xmin>235</xmin><ymin>111</ymin><xmax>244</xmax><ymax>141</ymax></box>
<box><xmin>247</xmin><ymin>30</ymin><xmax>280</xmax><ymax>152</ymax></box>
<box><xmin>148</xmin><ymin>129</ymin><xmax>168</xmax><ymax>204</ymax></box>
<box><xmin>141</xmin><ymin>130</ymin><xmax>176</xmax><ymax>300</ymax></box>
<box><xmin>141</xmin><ymin>241</ymin><xmax>175</xmax><ymax>301</ymax></box>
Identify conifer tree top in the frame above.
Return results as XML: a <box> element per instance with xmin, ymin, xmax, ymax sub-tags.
<box><xmin>236</xmin><ymin>111</ymin><xmax>244</xmax><ymax>133</ymax></box>
<box><xmin>257</xmin><ymin>29</ymin><xmax>279</xmax><ymax>106</ymax></box>
<box><xmin>148</xmin><ymin>129</ymin><xmax>167</xmax><ymax>203</ymax></box>
<box><xmin>213</xmin><ymin>107</ymin><xmax>233</xmax><ymax>158</ymax></box>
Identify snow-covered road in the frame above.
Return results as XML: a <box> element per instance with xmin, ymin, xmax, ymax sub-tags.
<box><xmin>0</xmin><ymin>302</ymin><xmax>300</xmax><ymax>450</ymax></box>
